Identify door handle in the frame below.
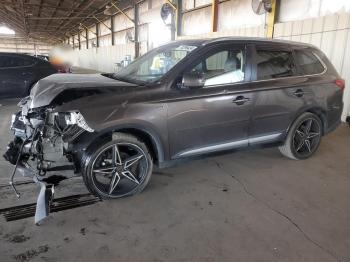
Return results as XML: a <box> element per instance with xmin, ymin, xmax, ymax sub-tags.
<box><xmin>232</xmin><ymin>96</ymin><xmax>250</xmax><ymax>105</ymax></box>
<box><xmin>293</xmin><ymin>89</ymin><xmax>304</xmax><ymax>97</ymax></box>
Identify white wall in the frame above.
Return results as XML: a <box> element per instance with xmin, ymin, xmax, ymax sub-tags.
<box><xmin>70</xmin><ymin>0</ymin><xmax>171</xmax><ymax>71</ymax></box>
<box><xmin>0</xmin><ymin>37</ymin><xmax>52</xmax><ymax>54</ymax></box>
<box><xmin>182</xmin><ymin>0</ymin><xmax>265</xmax><ymax>36</ymax></box>
<box><xmin>178</xmin><ymin>24</ymin><xmax>265</xmax><ymax>39</ymax></box>
<box><xmin>279</xmin><ymin>0</ymin><xmax>350</xmax><ymax>22</ymax></box>
<box><xmin>71</xmin><ymin>44</ymin><xmax>135</xmax><ymax>73</ymax></box>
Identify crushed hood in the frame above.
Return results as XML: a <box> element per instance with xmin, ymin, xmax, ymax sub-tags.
<box><xmin>29</xmin><ymin>73</ymin><xmax>137</xmax><ymax>108</ymax></box>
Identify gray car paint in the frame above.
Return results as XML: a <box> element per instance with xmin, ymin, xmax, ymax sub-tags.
<box><xmin>29</xmin><ymin>73</ymin><xmax>138</xmax><ymax>108</ymax></box>
<box><xmin>26</xmin><ymin>38</ymin><xmax>344</xmax><ymax>166</ymax></box>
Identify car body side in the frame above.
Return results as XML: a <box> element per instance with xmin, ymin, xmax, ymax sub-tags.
<box><xmin>54</xmin><ymin>39</ymin><xmax>343</xmax><ymax>168</ymax></box>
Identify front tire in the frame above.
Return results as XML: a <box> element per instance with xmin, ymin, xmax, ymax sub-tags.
<box><xmin>279</xmin><ymin>112</ymin><xmax>322</xmax><ymax>160</ymax></box>
<box><xmin>82</xmin><ymin>133</ymin><xmax>153</xmax><ymax>199</ymax></box>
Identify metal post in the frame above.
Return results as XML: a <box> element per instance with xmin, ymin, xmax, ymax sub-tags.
<box><xmin>78</xmin><ymin>31</ymin><xmax>81</xmax><ymax>49</ymax></box>
<box><xmin>86</xmin><ymin>28</ymin><xmax>89</xmax><ymax>49</ymax></box>
<box><xmin>72</xmin><ymin>35</ymin><xmax>75</xmax><ymax>49</ymax></box>
<box><xmin>176</xmin><ymin>0</ymin><xmax>182</xmax><ymax>37</ymax></box>
<box><xmin>96</xmin><ymin>23</ymin><xmax>100</xmax><ymax>47</ymax></box>
<box><xmin>211</xmin><ymin>0</ymin><xmax>219</xmax><ymax>32</ymax></box>
<box><xmin>111</xmin><ymin>15</ymin><xmax>115</xmax><ymax>46</ymax></box>
<box><xmin>134</xmin><ymin>3</ymin><xmax>140</xmax><ymax>58</ymax></box>
<box><xmin>266</xmin><ymin>0</ymin><xmax>277</xmax><ymax>38</ymax></box>
<box><xmin>171</xmin><ymin>8</ymin><xmax>176</xmax><ymax>40</ymax></box>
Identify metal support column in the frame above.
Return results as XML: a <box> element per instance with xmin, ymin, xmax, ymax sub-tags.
<box><xmin>96</xmin><ymin>23</ymin><xmax>100</xmax><ymax>47</ymax></box>
<box><xmin>134</xmin><ymin>3</ymin><xmax>140</xmax><ymax>58</ymax></box>
<box><xmin>86</xmin><ymin>28</ymin><xmax>89</xmax><ymax>49</ymax></box>
<box><xmin>111</xmin><ymin>15</ymin><xmax>115</xmax><ymax>46</ymax></box>
<box><xmin>266</xmin><ymin>0</ymin><xmax>278</xmax><ymax>38</ymax></box>
<box><xmin>176</xmin><ymin>0</ymin><xmax>182</xmax><ymax>37</ymax></box>
<box><xmin>72</xmin><ymin>36</ymin><xmax>75</xmax><ymax>49</ymax></box>
<box><xmin>211</xmin><ymin>0</ymin><xmax>219</xmax><ymax>32</ymax></box>
<box><xmin>78</xmin><ymin>31</ymin><xmax>81</xmax><ymax>50</ymax></box>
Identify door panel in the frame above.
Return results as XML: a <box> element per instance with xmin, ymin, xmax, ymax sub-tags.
<box><xmin>167</xmin><ymin>84</ymin><xmax>253</xmax><ymax>158</ymax></box>
<box><xmin>249</xmin><ymin>45</ymin><xmax>306</xmax><ymax>142</ymax></box>
<box><xmin>250</xmin><ymin>78</ymin><xmax>311</xmax><ymax>139</ymax></box>
<box><xmin>166</xmin><ymin>43</ymin><xmax>255</xmax><ymax>158</ymax></box>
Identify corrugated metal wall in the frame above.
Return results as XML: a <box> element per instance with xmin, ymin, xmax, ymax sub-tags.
<box><xmin>70</xmin><ymin>0</ymin><xmax>171</xmax><ymax>71</ymax></box>
<box><xmin>279</xmin><ymin>0</ymin><xmax>350</xmax><ymax>22</ymax></box>
<box><xmin>181</xmin><ymin>0</ymin><xmax>265</xmax><ymax>36</ymax></box>
<box><xmin>70</xmin><ymin>44</ymin><xmax>135</xmax><ymax>73</ymax></box>
<box><xmin>179</xmin><ymin>24</ymin><xmax>265</xmax><ymax>39</ymax></box>
<box><xmin>0</xmin><ymin>38</ymin><xmax>52</xmax><ymax>54</ymax></box>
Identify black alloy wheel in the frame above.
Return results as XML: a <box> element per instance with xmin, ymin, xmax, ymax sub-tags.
<box><xmin>82</xmin><ymin>133</ymin><xmax>153</xmax><ymax>199</ymax></box>
<box><xmin>279</xmin><ymin>112</ymin><xmax>322</xmax><ymax>160</ymax></box>
<box><xmin>292</xmin><ymin>118</ymin><xmax>321</xmax><ymax>158</ymax></box>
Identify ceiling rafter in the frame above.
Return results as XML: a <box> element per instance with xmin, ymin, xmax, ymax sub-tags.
<box><xmin>0</xmin><ymin>0</ymin><xmax>141</xmax><ymax>43</ymax></box>
<box><xmin>44</xmin><ymin>0</ymin><xmax>64</xmax><ymax>30</ymax></box>
<box><xmin>34</xmin><ymin>0</ymin><xmax>44</xmax><ymax>30</ymax></box>
<box><xmin>54</xmin><ymin>0</ymin><xmax>96</xmax><ymax>33</ymax></box>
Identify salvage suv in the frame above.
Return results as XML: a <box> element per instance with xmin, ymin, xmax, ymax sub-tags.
<box><xmin>4</xmin><ymin>38</ymin><xmax>344</xmax><ymax>200</ymax></box>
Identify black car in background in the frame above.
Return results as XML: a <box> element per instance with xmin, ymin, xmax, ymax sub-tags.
<box><xmin>0</xmin><ymin>52</ymin><xmax>57</xmax><ymax>98</ymax></box>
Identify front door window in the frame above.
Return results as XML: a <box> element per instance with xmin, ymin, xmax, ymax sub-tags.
<box><xmin>190</xmin><ymin>48</ymin><xmax>245</xmax><ymax>87</ymax></box>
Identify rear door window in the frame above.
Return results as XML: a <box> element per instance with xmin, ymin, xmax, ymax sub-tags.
<box><xmin>294</xmin><ymin>50</ymin><xmax>325</xmax><ymax>75</ymax></box>
<box><xmin>256</xmin><ymin>50</ymin><xmax>296</xmax><ymax>80</ymax></box>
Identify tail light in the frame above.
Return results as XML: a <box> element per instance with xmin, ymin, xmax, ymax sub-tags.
<box><xmin>335</xmin><ymin>79</ymin><xmax>345</xmax><ymax>91</ymax></box>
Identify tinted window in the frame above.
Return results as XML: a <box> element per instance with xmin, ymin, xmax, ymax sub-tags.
<box><xmin>294</xmin><ymin>50</ymin><xmax>325</xmax><ymax>75</ymax></box>
<box><xmin>190</xmin><ymin>48</ymin><xmax>245</xmax><ymax>87</ymax></box>
<box><xmin>0</xmin><ymin>56</ymin><xmax>34</xmax><ymax>68</ymax></box>
<box><xmin>256</xmin><ymin>50</ymin><xmax>295</xmax><ymax>80</ymax></box>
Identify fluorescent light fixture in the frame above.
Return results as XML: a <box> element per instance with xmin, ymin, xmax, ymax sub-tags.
<box><xmin>0</xmin><ymin>26</ymin><xmax>15</xmax><ymax>35</ymax></box>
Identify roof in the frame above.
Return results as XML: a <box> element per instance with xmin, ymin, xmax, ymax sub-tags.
<box><xmin>205</xmin><ymin>37</ymin><xmax>314</xmax><ymax>47</ymax></box>
<box><xmin>0</xmin><ymin>52</ymin><xmax>47</xmax><ymax>60</ymax></box>
<box><xmin>173</xmin><ymin>37</ymin><xmax>314</xmax><ymax>48</ymax></box>
<box><xmin>0</xmin><ymin>0</ymin><xmax>139</xmax><ymax>44</ymax></box>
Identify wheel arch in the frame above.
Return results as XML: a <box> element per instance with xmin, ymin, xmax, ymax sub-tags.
<box><xmin>115</xmin><ymin>126</ymin><xmax>164</xmax><ymax>164</ymax></box>
<box><xmin>287</xmin><ymin>107</ymin><xmax>327</xmax><ymax>137</ymax></box>
<box><xmin>81</xmin><ymin>123</ymin><xmax>166</xmax><ymax>165</ymax></box>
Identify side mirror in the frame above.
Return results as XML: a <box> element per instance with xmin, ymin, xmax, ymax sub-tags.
<box><xmin>181</xmin><ymin>72</ymin><xmax>205</xmax><ymax>89</ymax></box>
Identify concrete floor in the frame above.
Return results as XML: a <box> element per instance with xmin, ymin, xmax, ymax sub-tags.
<box><xmin>0</xmin><ymin>98</ymin><xmax>350</xmax><ymax>262</ymax></box>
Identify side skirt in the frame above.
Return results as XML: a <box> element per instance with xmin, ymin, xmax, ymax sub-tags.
<box><xmin>173</xmin><ymin>133</ymin><xmax>282</xmax><ymax>159</ymax></box>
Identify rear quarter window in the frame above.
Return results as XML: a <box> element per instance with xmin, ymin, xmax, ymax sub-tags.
<box><xmin>294</xmin><ymin>49</ymin><xmax>325</xmax><ymax>75</ymax></box>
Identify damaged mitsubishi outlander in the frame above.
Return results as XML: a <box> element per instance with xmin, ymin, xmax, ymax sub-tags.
<box><xmin>4</xmin><ymin>38</ymin><xmax>344</xmax><ymax>203</ymax></box>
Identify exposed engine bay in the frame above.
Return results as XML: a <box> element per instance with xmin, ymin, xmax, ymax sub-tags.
<box><xmin>4</xmin><ymin>97</ymin><xmax>93</xmax><ymax>173</ymax></box>
<box><xmin>3</xmin><ymin>97</ymin><xmax>94</xmax><ymax>224</ymax></box>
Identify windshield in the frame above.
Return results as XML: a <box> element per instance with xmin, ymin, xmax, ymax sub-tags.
<box><xmin>113</xmin><ymin>43</ymin><xmax>198</xmax><ymax>83</ymax></box>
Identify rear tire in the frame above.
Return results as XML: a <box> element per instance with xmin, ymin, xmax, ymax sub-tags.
<box><xmin>82</xmin><ymin>133</ymin><xmax>153</xmax><ymax>199</ymax></box>
<box><xmin>279</xmin><ymin>112</ymin><xmax>322</xmax><ymax>160</ymax></box>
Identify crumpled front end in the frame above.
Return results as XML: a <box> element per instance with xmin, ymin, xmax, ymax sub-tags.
<box><xmin>3</xmin><ymin>97</ymin><xmax>94</xmax><ymax>224</ymax></box>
